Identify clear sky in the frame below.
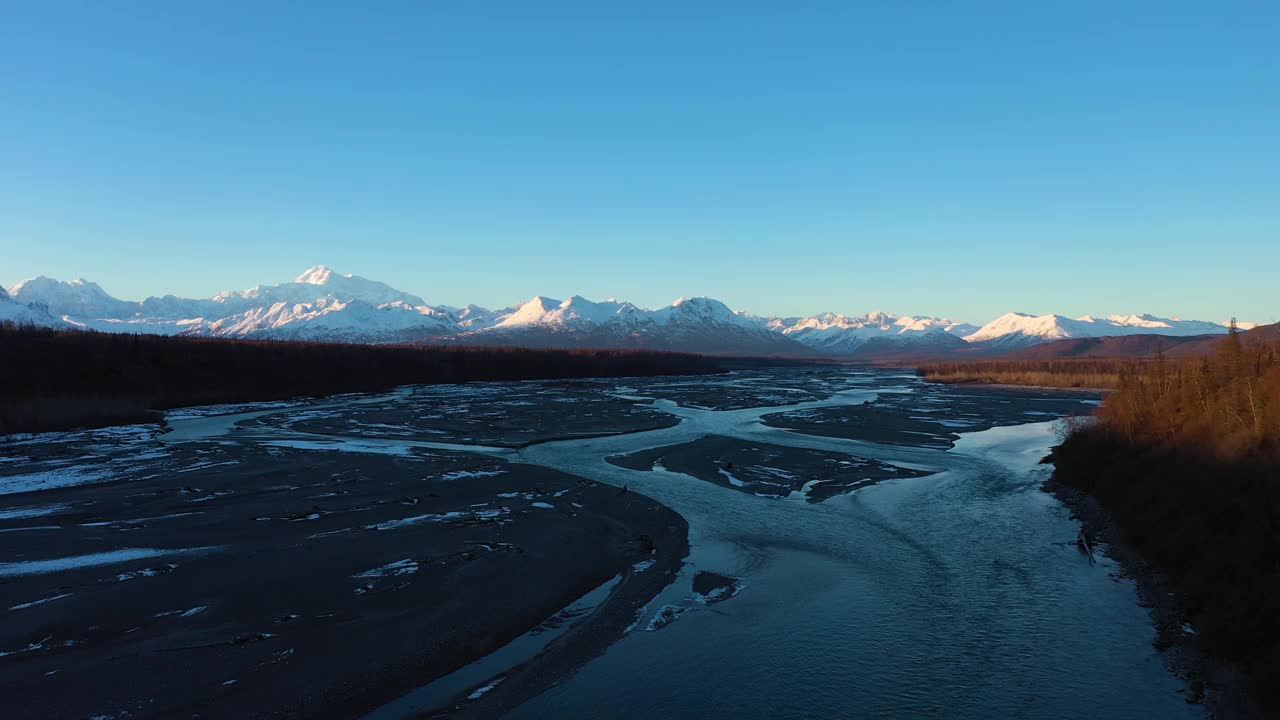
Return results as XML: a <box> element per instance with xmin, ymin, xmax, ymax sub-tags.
<box><xmin>2</xmin><ymin>1</ymin><xmax>1277</xmax><ymax>324</ymax></box>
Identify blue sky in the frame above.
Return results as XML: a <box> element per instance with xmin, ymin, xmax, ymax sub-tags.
<box><xmin>2</xmin><ymin>1</ymin><xmax>1276</xmax><ymax>324</ymax></box>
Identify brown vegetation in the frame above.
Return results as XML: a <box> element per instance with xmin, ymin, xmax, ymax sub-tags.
<box><xmin>916</xmin><ymin>358</ymin><xmax>1134</xmax><ymax>389</ymax></box>
<box><xmin>999</xmin><ymin>333</ymin><xmax>1210</xmax><ymax>359</ymax></box>
<box><xmin>1053</xmin><ymin>324</ymin><xmax>1280</xmax><ymax>713</ymax></box>
<box><xmin>0</xmin><ymin>324</ymin><xmax>718</xmax><ymax>435</ymax></box>
<box><xmin>1089</xmin><ymin>325</ymin><xmax>1280</xmax><ymax>458</ymax></box>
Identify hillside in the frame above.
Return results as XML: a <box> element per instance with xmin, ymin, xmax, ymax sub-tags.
<box><xmin>1002</xmin><ymin>322</ymin><xmax>1279</xmax><ymax>360</ymax></box>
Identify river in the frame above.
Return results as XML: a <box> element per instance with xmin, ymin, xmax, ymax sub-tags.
<box><xmin>3</xmin><ymin>366</ymin><xmax>1196</xmax><ymax>718</ymax></box>
<box><xmin>499</xmin><ymin>372</ymin><xmax>1196</xmax><ymax>719</ymax></box>
<box><xmin>168</xmin><ymin>367</ymin><xmax>1196</xmax><ymax>718</ymax></box>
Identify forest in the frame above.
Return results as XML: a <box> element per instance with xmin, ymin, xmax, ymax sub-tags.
<box><xmin>1052</xmin><ymin>325</ymin><xmax>1280</xmax><ymax>712</ymax></box>
<box><xmin>915</xmin><ymin>358</ymin><xmax>1133</xmax><ymax>388</ymax></box>
<box><xmin>0</xmin><ymin>324</ymin><xmax>718</xmax><ymax>435</ymax></box>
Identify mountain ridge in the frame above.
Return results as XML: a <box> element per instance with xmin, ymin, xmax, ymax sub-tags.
<box><xmin>7</xmin><ymin>267</ymin><xmax>1242</xmax><ymax>357</ymax></box>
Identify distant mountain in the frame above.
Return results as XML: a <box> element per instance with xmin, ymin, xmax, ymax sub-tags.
<box><xmin>5</xmin><ymin>266</ymin><xmax>1242</xmax><ymax>357</ymax></box>
<box><xmin>0</xmin><ymin>284</ymin><xmax>65</xmax><ymax>327</ymax></box>
<box><xmin>766</xmin><ymin>311</ymin><xmax>978</xmax><ymax>354</ymax></box>
<box><xmin>184</xmin><ymin>298</ymin><xmax>457</xmax><ymax>343</ymax></box>
<box><xmin>963</xmin><ymin>312</ymin><xmax>1231</xmax><ymax>348</ymax></box>
<box><xmin>451</xmin><ymin>304</ymin><xmax>505</xmax><ymax>331</ymax></box>
<box><xmin>210</xmin><ymin>266</ymin><xmax>430</xmax><ymax>311</ymax></box>
<box><xmin>444</xmin><ymin>296</ymin><xmax>812</xmax><ymax>355</ymax></box>
<box><xmin>10</xmin><ymin>276</ymin><xmax>137</xmax><ymax>319</ymax></box>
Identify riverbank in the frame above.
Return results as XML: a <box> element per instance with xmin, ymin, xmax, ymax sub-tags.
<box><xmin>1048</xmin><ymin>435</ymin><xmax>1273</xmax><ymax>719</ymax></box>
<box><xmin>445</xmin><ymin>507</ymin><xmax>687</xmax><ymax>719</ymax></box>
<box><xmin>1041</xmin><ymin>474</ymin><xmax>1256</xmax><ymax>718</ymax></box>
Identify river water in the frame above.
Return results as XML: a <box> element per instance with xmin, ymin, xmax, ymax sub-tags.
<box><xmin>511</xmin><ymin>373</ymin><xmax>1196</xmax><ymax>719</ymax></box>
<box><xmin>161</xmin><ymin>367</ymin><xmax>1197</xmax><ymax>719</ymax></box>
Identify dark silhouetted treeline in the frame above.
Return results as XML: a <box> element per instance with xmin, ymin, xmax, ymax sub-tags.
<box><xmin>0</xmin><ymin>324</ymin><xmax>718</xmax><ymax>435</ymax></box>
<box><xmin>1054</xmin><ymin>324</ymin><xmax>1280</xmax><ymax>712</ymax></box>
<box><xmin>916</xmin><ymin>358</ymin><xmax>1134</xmax><ymax>388</ymax></box>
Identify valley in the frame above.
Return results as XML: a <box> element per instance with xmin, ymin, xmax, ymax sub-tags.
<box><xmin>0</xmin><ymin>368</ymin><xmax>1203</xmax><ymax>719</ymax></box>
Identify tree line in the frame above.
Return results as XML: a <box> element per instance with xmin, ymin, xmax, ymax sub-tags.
<box><xmin>915</xmin><ymin>358</ymin><xmax>1137</xmax><ymax>389</ymax></box>
<box><xmin>1054</xmin><ymin>322</ymin><xmax>1280</xmax><ymax>713</ymax></box>
<box><xmin>0</xmin><ymin>324</ymin><xmax>718</xmax><ymax>435</ymax></box>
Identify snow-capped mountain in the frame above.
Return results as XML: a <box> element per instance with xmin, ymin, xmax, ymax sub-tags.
<box><xmin>446</xmin><ymin>295</ymin><xmax>809</xmax><ymax>355</ymax></box>
<box><xmin>766</xmin><ymin>311</ymin><xmax>980</xmax><ymax>354</ymax></box>
<box><xmin>489</xmin><ymin>295</ymin><xmax>641</xmax><ymax>330</ymax></box>
<box><xmin>184</xmin><ymin>298</ymin><xmax>456</xmax><ymax>343</ymax></box>
<box><xmin>10</xmin><ymin>266</ymin><xmax>436</xmax><ymax>328</ymax></box>
<box><xmin>963</xmin><ymin>312</ymin><xmax>1233</xmax><ymax>348</ymax></box>
<box><xmin>0</xmin><ymin>284</ymin><xmax>65</xmax><ymax>327</ymax></box>
<box><xmin>10</xmin><ymin>276</ymin><xmax>138</xmax><ymax>319</ymax></box>
<box><xmin>5</xmin><ymin>266</ymin><xmax>1238</xmax><ymax>357</ymax></box>
<box><xmin>453</xmin><ymin>304</ymin><xmax>505</xmax><ymax>331</ymax></box>
<box><xmin>211</xmin><ymin>266</ymin><xmax>429</xmax><ymax>312</ymax></box>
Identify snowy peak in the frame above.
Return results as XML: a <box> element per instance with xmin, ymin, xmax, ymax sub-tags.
<box><xmin>453</xmin><ymin>293</ymin><xmax>808</xmax><ymax>355</ymax></box>
<box><xmin>559</xmin><ymin>296</ymin><xmax>640</xmax><ymax>324</ymax></box>
<box><xmin>494</xmin><ymin>295</ymin><xmax>656</xmax><ymax>330</ymax></box>
<box><xmin>669</xmin><ymin>297</ymin><xmax>732</xmax><ymax>312</ymax></box>
<box><xmin>3</xmin><ymin>266</ymin><xmax>1242</xmax><ymax>356</ymax></box>
<box><xmin>186</xmin><ymin>296</ymin><xmax>456</xmax><ymax>342</ymax></box>
<box><xmin>773</xmin><ymin>311</ymin><xmax>970</xmax><ymax>335</ymax></box>
<box><xmin>864</xmin><ymin>310</ymin><xmax>894</xmax><ymax>326</ymax></box>
<box><xmin>963</xmin><ymin>312</ymin><xmax>1232</xmax><ymax>346</ymax></box>
<box><xmin>494</xmin><ymin>296</ymin><xmax>565</xmax><ymax>328</ymax></box>
<box><xmin>0</xmin><ymin>282</ymin><xmax>65</xmax><ymax>327</ymax></box>
<box><xmin>1103</xmin><ymin>313</ymin><xmax>1170</xmax><ymax>329</ymax></box>
<box><xmin>893</xmin><ymin>316</ymin><xmax>979</xmax><ymax>336</ymax></box>
<box><xmin>1104</xmin><ymin>313</ymin><xmax>1229</xmax><ymax>335</ymax></box>
<box><xmin>293</xmin><ymin>265</ymin><xmax>338</xmax><ymax>285</ymax></box>
<box><xmin>963</xmin><ymin>312</ymin><xmax>1082</xmax><ymax>343</ymax></box>
<box><xmin>765</xmin><ymin>311</ymin><xmax>979</xmax><ymax>354</ymax></box>
<box><xmin>10</xmin><ymin>276</ymin><xmax>136</xmax><ymax>319</ymax></box>
<box><xmin>217</xmin><ymin>267</ymin><xmax>428</xmax><ymax>309</ymax></box>
<box><xmin>656</xmin><ymin>296</ymin><xmax>752</xmax><ymax>327</ymax></box>
<box><xmin>453</xmin><ymin>304</ymin><xmax>503</xmax><ymax>330</ymax></box>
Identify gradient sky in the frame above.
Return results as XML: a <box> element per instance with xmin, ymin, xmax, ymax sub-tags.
<box><xmin>2</xmin><ymin>1</ymin><xmax>1277</xmax><ymax>324</ymax></box>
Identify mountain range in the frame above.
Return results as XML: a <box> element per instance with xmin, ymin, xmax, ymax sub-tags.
<box><xmin>0</xmin><ymin>266</ymin><xmax>1243</xmax><ymax>357</ymax></box>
